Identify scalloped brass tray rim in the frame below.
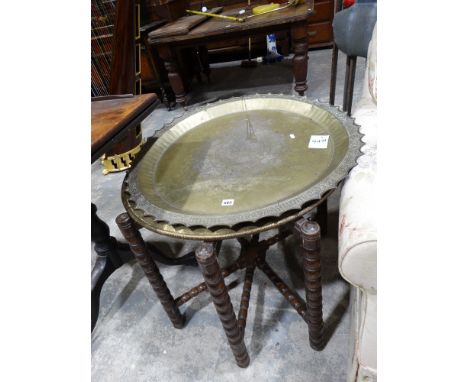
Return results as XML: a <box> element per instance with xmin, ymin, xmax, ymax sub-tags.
<box><xmin>122</xmin><ymin>185</ymin><xmax>335</xmax><ymax>240</ymax></box>
<box><xmin>123</xmin><ymin>94</ymin><xmax>364</xmax><ymax>229</ymax></box>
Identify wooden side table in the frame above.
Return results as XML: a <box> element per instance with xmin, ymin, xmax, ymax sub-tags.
<box><xmin>91</xmin><ymin>94</ymin><xmax>197</xmax><ymax>330</ymax></box>
<box><xmin>147</xmin><ymin>3</ymin><xmax>314</xmax><ymax>105</ymax></box>
<box><xmin>91</xmin><ymin>94</ymin><xmax>159</xmax><ymax>330</ymax></box>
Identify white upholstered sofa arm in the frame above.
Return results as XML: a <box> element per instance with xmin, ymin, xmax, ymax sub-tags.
<box><xmin>337</xmin><ymin>25</ymin><xmax>377</xmax><ymax>382</ymax></box>
<box><xmin>338</xmin><ymin>170</ymin><xmax>377</xmax><ymax>294</ymax></box>
<box><xmin>338</xmin><ymin>24</ymin><xmax>377</xmax><ymax>295</ymax></box>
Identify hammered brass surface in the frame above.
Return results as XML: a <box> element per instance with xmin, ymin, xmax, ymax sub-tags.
<box><xmin>137</xmin><ymin>98</ymin><xmax>349</xmax><ymax>222</ymax></box>
<box><xmin>124</xmin><ymin>95</ymin><xmax>362</xmax><ymax>228</ymax></box>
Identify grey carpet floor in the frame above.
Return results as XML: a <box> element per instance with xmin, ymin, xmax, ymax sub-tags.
<box><xmin>91</xmin><ymin>48</ymin><xmax>365</xmax><ymax>382</ymax></box>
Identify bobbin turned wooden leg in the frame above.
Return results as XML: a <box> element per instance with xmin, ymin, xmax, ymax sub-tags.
<box><xmin>296</xmin><ymin>218</ymin><xmax>324</xmax><ymax>350</ymax></box>
<box><xmin>292</xmin><ymin>23</ymin><xmax>309</xmax><ymax>96</ymax></box>
<box><xmin>116</xmin><ymin>213</ymin><xmax>185</xmax><ymax>329</ymax></box>
<box><xmin>195</xmin><ymin>242</ymin><xmax>250</xmax><ymax>368</ymax></box>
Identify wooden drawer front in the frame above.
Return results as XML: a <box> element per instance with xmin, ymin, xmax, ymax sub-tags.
<box><xmin>309</xmin><ymin>1</ymin><xmax>334</xmax><ymax>23</ymax></box>
<box><xmin>206</xmin><ymin>35</ymin><xmax>265</xmax><ymax>51</ymax></box>
<box><xmin>307</xmin><ymin>21</ymin><xmax>332</xmax><ymax>45</ymax></box>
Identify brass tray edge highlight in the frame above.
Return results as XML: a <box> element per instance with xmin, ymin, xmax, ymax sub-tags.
<box><xmin>122</xmin><ymin>185</ymin><xmax>335</xmax><ymax>240</ymax></box>
<box><xmin>123</xmin><ymin>94</ymin><xmax>364</xmax><ymax>229</ymax></box>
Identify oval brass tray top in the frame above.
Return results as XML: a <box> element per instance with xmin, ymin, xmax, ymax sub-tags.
<box><xmin>124</xmin><ymin>94</ymin><xmax>363</xmax><ymax>229</ymax></box>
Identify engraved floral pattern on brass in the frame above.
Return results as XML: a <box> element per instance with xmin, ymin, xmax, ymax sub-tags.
<box><xmin>122</xmin><ymin>186</ymin><xmax>334</xmax><ymax>240</ymax></box>
<box><xmin>124</xmin><ymin>94</ymin><xmax>363</xmax><ymax>229</ymax></box>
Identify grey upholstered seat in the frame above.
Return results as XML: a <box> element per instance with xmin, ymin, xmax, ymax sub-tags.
<box><xmin>329</xmin><ymin>0</ymin><xmax>377</xmax><ymax>115</ymax></box>
<box><xmin>333</xmin><ymin>2</ymin><xmax>377</xmax><ymax>58</ymax></box>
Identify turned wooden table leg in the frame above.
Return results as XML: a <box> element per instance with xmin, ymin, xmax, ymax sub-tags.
<box><xmin>296</xmin><ymin>218</ymin><xmax>324</xmax><ymax>350</ymax></box>
<box><xmin>195</xmin><ymin>242</ymin><xmax>250</xmax><ymax>368</ymax></box>
<box><xmin>116</xmin><ymin>213</ymin><xmax>185</xmax><ymax>329</ymax></box>
<box><xmin>158</xmin><ymin>45</ymin><xmax>187</xmax><ymax>106</ymax></box>
<box><xmin>292</xmin><ymin>23</ymin><xmax>309</xmax><ymax>96</ymax></box>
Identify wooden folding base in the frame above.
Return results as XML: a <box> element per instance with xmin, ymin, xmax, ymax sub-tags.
<box><xmin>116</xmin><ymin>213</ymin><xmax>325</xmax><ymax>368</ymax></box>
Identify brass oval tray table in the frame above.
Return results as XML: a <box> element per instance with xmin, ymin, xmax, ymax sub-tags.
<box><xmin>117</xmin><ymin>94</ymin><xmax>363</xmax><ymax>368</ymax></box>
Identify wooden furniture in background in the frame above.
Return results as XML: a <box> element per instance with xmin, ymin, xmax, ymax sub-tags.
<box><xmin>91</xmin><ymin>0</ymin><xmax>141</xmax><ymax>97</ymax></box>
<box><xmin>148</xmin><ymin>3</ymin><xmax>314</xmax><ymax>105</ymax></box>
<box><xmin>102</xmin><ymin>0</ymin><xmax>336</xmax><ymax>103</ymax></box>
<box><xmin>92</xmin><ymin>0</ymin><xmax>184</xmax><ymax>106</ymax></box>
<box><xmin>91</xmin><ymin>94</ymin><xmax>158</xmax><ymax>162</ymax></box>
<box><xmin>92</xmin><ymin>0</ymin><xmax>148</xmax><ymax>173</ymax></box>
<box><xmin>307</xmin><ymin>0</ymin><xmax>335</xmax><ymax>47</ymax></box>
<box><xmin>186</xmin><ymin>0</ymin><xmax>336</xmax><ymax>61</ymax></box>
<box><xmin>91</xmin><ymin>94</ymin><xmax>158</xmax><ymax>331</ymax></box>
<box><xmin>149</xmin><ymin>7</ymin><xmax>224</xmax><ymax>38</ymax></box>
<box><xmin>142</xmin><ymin>0</ymin><xmax>189</xmax><ymax>22</ymax></box>
<box><xmin>139</xmin><ymin>19</ymin><xmax>169</xmax><ymax>97</ymax></box>
<box><xmin>138</xmin><ymin>0</ymin><xmax>217</xmax><ymax>103</ymax></box>
<box><xmin>91</xmin><ymin>93</ymin><xmax>198</xmax><ymax>331</ymax></box>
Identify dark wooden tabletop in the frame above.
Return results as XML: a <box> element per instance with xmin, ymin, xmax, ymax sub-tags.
<box><xmin>148</xmin><ymin>3</ymin><xmax>313</xmax><ymax>45</ymax></box>
<box><xmin>91</xmin><ymin>93</ymin><xmax>158</xmax><ymax>162</ymax></box>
